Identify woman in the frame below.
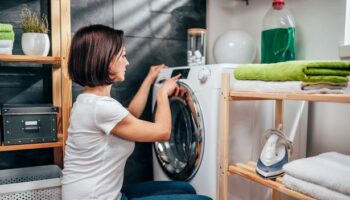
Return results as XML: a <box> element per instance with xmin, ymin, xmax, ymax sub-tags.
<box><xmin>61</xmin><ymin>24</ymin><xmax>211</xmax><ymax>200</ymax></box>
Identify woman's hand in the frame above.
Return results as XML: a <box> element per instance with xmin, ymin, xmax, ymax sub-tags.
<box><xmin>113</xmin><ymin>73</ymin><xmax>182</xmax><ymax>142</ymax></box>
<box><xmin>158</xmin><ymin>74</ymin><xmax>181</xmax><ymax>97</ymax></box>
<box><xmin>128</xmin><ymin>64</ymin><xmax>168</xmax><ymax>118</ymax></box>
<box><xmin>146</xmin><ymin>64</ymin><xmax>168</xmax><ymax>84</ymax></box>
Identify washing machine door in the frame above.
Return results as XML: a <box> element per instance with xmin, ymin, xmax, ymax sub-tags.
<box><xmin>154</xmin><ymin>82</ymin><xmax>204</xmax><ymax>181</ymax></box>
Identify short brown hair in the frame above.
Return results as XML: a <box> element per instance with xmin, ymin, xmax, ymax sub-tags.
<box><xmin>68</xmin><ymin>24</ymin><xmax>124</xmax><ymax>87</ymax></box>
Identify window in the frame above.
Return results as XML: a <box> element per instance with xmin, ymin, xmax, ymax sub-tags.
<box><xmin>345</xmin><ymin>0</ymin><xmax>350</xmax><ymax>45</ymax></box>
<box><xmin>339</xmin><ymin>0</ymin><xmax>350</xmax><ymax>59</ymax></box>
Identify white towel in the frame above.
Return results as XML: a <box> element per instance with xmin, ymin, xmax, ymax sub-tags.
<box><xmin>0</xmin><ymin>47</ymin><xmax>12</xmax><ymax>55</ymax></box>
<box><xmin>0</xmin><ymin>40</ymin><xmax>13</xmax><ymax>48</ymax></box>
<box><xmin>283</xmin><ymin>152</ymin><xmax>350</xmax><ymax>195</ymax></box>
<box><xmin>230</xmin><ymin>80</ymin><xmax>349</xmax><ymax>94</ymax></box>
<box><xmin>283</xmin><ymin>174</ymin><xmax>350</xmax><ymax>200</ymax></box>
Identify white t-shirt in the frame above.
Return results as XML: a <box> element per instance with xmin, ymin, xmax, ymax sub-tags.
<box><xmin>62</xmin><ymin>93</ymin><xmax>134</xmax><ymax>200</ymax></box>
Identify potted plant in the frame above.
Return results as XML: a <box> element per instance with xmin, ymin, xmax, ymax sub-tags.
<box><xmin>20</xmin><ymin>8</ymin><xmax>50</xmax><ymax>56</ymax></box>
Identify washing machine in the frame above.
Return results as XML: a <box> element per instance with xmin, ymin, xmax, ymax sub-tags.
<box><xmin>152</xmin><ymin>64</ymin><xmax>308</xmax><ymax>200</ymax></box>
<box><xmin>152</xmin><ymin>64</ymin><xmax>235</xmax><ymax>199</ymax></box>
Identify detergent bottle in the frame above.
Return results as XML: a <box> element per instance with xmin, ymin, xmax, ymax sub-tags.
<box><xmin>261</xmin><ymin>0</ymin><xmax>295</xmax><ymax>63</ymax></box>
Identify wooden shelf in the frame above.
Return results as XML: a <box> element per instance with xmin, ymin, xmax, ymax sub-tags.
<box><xmin>228</xmin><ymin>162</ymin><xmax>315</xmax><ymax>200</ymax></box>
<box><xmin>0</xmin><ymin>0</ymin><xmax>71</xmax><ymax>167</ymax></box>
<box><xmin>230</xmin><ymin>91</ymin><xmax>350</xmax><ymax>103</ymax></box>
<box><xmin>0</xmin><ymin>55</ymin><xmax>60</xmax><ymax>65</ymax></box>
<box><xmin>219</xmin><ymin>73</ymin><xmax>330</xmax><ymax>200</ymax></box>
<box><xmin>0</xmin><ymin>135</ymin><xmax>64</xmax><ymax>152</ymax></box>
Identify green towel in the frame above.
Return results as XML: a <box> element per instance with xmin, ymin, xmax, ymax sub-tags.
<box><xmin>234</xmin><ymin>61</ymin><xmax>350</xmax><ymax>84</ymax></box>
<box><xmin>0</xmin><ymin>23</ymin><xmax>13</xmax><ymax>32</ymax></box>
<box><xmin>0</xmin><ymin>31</ymin><xmax>15</xmax><ymax>41</ymax></box>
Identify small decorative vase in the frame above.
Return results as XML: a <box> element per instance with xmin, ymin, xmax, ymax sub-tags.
<box><xmin>21</xmin><ymin>33</ymin><xmax>50</xmax><ymax>56</ymax></box>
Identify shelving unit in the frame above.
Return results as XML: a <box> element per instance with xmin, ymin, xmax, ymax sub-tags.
<box><xmin>0</xmin><ymin>55</ymin><xmax>60</xmax><ymax>65</ymax></box>
<box><xmin>0</xmin><ymin>140</ymin><xmax>64</xmax><ymax>152</ymax></box>
<box><xmin>0</xmin><ymin>0</ymin><xmax>71</xmax><ymax>167</ymax></box>
<box><xmin>219</xmin><ymin>72</ymin><xmax>350</xmax><ymax>200</ymax></box>
<box><xmin>228</xmin><ymin>162</ymin><xmax>315</xmax><ymax>200</ymax></box>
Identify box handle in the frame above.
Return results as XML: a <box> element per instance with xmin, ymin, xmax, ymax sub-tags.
<box><xmin>24</xmin><ymin>120</ymin><xmax>40</xmax><ymax>131</ymax></box>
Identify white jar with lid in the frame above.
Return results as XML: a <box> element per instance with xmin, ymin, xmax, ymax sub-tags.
<box><xmin>187</xmin><ymin>28</ymin><xmax>206</xmax><ymax>66</ymax></box>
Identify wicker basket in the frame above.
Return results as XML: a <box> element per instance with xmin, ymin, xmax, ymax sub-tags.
<box><xmin>0</xmin><ymin>165</ymin><xmax>61</xmax><ymax>200</ymax></box>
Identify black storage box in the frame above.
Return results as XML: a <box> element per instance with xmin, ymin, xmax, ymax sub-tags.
<box><xmin>1</xmin><ymin>104</ymin><xmax>58</xmax><ymax>145</ymax></box>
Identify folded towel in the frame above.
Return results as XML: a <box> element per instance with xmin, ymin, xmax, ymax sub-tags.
<box><xmin>283</xmin><ymin>152</ymin><xmax>350</xmax><ymax>195</ymax></box>
<box><xmin>0</xmin><ymin>40</ymin><xmax>13</xmax><ymax>48</ymax></box>
<box><xmin>283</xmin><ymin>174</ymin><xmax>350</xmax><ymax>200</ymax></box>
<box><xmin>0</xmin><ymin>47</ymin><xmax>12</xmax><ymax>55</ymax></box>
<box><xmin>302</xmin><ymin>83</ymin><xmax>348</xmax><ymax>89</ymax></box>
<box><xmin>234</xmin><ymin>61</ymin><xmax>350</xmax><ymax>84</ymax></box>
<box><xmin>231</xmin><ymin>80</ymin><xmax>349</xmax><ymax>94</ymax></box>
<box><xmin>0</xmin><ymin>23</ymin><xmax>13</xmax><ymax>32</ymax></box>
<box><xmin>303</xmin><ymin>88</ymin><xmax>346</xmax><ymax>94</ymax></box>
<box><xmin>0</xmin><ymin>32</ymin><xmax>15</xmax><ymax>41</ymax></box>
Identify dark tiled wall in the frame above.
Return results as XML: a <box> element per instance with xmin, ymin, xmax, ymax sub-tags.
<box><xmin>0</xmin><ymin>0</ymin><xmax>206</xmax><ymax>185</ymax></box>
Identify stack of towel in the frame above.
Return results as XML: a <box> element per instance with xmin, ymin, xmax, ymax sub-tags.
<box><xmin>0</xmin><ymin>23</ymin><xmax>15</xmax><ymax>55</ymax></box>
<box><xmin>282</xmin><ymin>152</ymin><xmax>350</xmax><ymax>200</ymax></box>
<box><xmin>232</xmin><ymin>61</ymin><xmax>350</xmax><ymax>94</ymax></box>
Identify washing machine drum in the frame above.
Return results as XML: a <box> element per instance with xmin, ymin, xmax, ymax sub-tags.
<box><xmin>154</xmin><ymin>83</ymin><xmax>204</xmax><ymax>181</ymax></box>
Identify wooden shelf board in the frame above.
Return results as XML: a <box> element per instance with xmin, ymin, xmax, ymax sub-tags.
<box><xmin>0</xmin><ymin>55</ymin><xmax>60</xmax><ymax>65</ymax></box>
<box><xmin>230</xmin><ymin>91</ymin><xmax>350</xmax><ymax>103</ymax></box>
<box><xmin>0</xmin><ymin>138</ymin><xmax>63</xmax><ymax>152</ymax></box>
<box><xmin>228</xmin><ymin>162</ymin><xmax>315</xmax><ymax>200</ymax></box>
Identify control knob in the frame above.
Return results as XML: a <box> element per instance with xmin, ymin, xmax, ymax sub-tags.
<box><xmin>198</xmin><ymin>68</ymin><xmax>210</xmax><ymax>83</ymax></box>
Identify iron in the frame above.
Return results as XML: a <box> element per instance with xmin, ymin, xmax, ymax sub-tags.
<box><xmin>256</xmin><ymin>101</ymin><xmax>306</xmax><ymax>179</ymax></box>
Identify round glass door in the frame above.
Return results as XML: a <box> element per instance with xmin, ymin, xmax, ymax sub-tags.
<box><xmin>154</xmin><ymin>82</ymin><xmax>204</xmax><ymax>181</ymax></box>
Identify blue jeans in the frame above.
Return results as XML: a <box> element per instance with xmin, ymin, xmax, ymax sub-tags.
<box><xmin>121</xmin><ymin>181</ymin><xmax>212</xmax><ymax>200</ymax></box>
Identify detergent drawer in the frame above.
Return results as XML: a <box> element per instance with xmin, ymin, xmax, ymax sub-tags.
<box><xmin>1</xmin><ymin>104</ymin><xmax>58</xmax><ymax>145</ymax></box>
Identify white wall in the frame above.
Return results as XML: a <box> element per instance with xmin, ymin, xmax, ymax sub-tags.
<box><xmin>207</xmin><ymin>0</ymin><xmax>350</xmax><ymax>157</ymax></box>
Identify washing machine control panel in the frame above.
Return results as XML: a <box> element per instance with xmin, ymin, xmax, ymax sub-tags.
<box><xmin>171</xmin><ymin>68</ymin><xmax>190</xmax><ymax>79</ymax></box>
<box><xmin>198</xmin><ymin>68</ymin><xmax>211</xmax><ymax>83</ymax></box>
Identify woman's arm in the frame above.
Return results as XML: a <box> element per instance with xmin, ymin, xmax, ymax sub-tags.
<box><xmin>112</xmin><ymin>74</ymin><xmax>180</xmax><ymax>142</ymax></box>
<box><xmin>128</xmin><ymin>64</ymin><xmax>166</xmax><ymax>118</ymax></box>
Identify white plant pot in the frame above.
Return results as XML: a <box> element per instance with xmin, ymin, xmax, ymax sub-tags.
<box><xmin>21</xmin><ymin>33</ymin><xmax>50</xmax><ymax>56</ymax></box>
